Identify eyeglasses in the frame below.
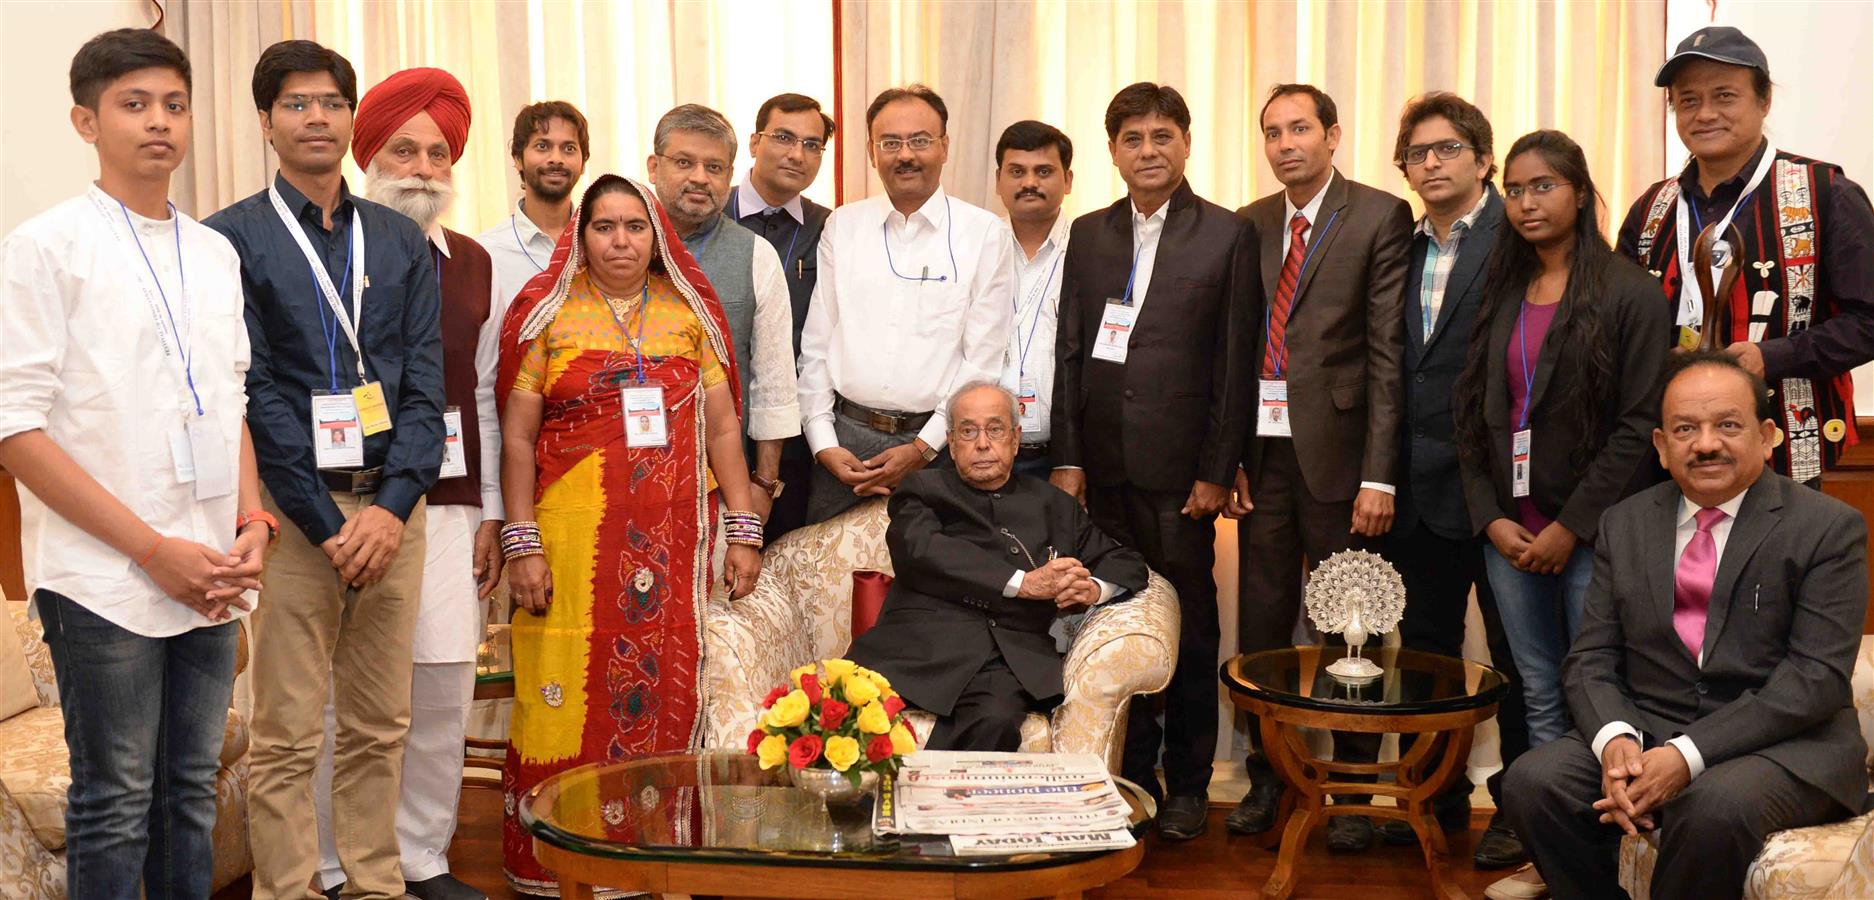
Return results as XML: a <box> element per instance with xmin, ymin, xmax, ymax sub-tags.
<box><xmin>656</xmin><ymin>154</ymin><xmax>730</xmax><ymax>177</ymax></box>
<box><xmin>1400</xmin><ymin>140</ymin><xmax>1474</xmax><ymax>165</ymax></box>
<box><xmin>276</xmin><ymin>94</ymin><xmax>352</xmax><ymax>114</ymax></box>
<box><xmin>874</xmin><ymin>135</ymin><xmax>939</xmax><ymax>154</ymax></box>
<box><xmin>952</xmin><ymin>423</ymin><xmax>1011</xmax><ymax>442</ymax></box>
<box><xmin>757</xmin><ymin>131</ymin><xmax>827</xmax><ymax>155</ymax></box>
<box><xmin>1503</xmin><ymin>180</ymin><xmax>1573</xmax><ymax>199</ymax></box>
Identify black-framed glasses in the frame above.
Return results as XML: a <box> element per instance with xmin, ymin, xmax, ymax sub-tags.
<box><xmin>756</xmin><ymin>131</ymin><xmax>827</xmax><ymax>155</ymax></box>
<box><xmin>874</xmin><ymin>135</ymin><xmax>939</xmax><ymax>154</ymax></box>
<box><xmin>952</xmin><ymin>423</ymin><xmax>1012</xmax><ymax>442</ymax></box>
<box><xmin>1503</xmin><ymin>180</ymin><xmax>1572</xmax><ymax>199</ymax></box>
<box><xmin>276</xmin><ymin>94</ymin><xmax>352</xmax><ymax>114</ymax></box>
<box><xmin>655</xmin><ymin>154</ymin><xmax>730</xmax><ymax>177</ymax></box>
<box><xmin>1400</xmin><ymin>140</ymin><xmax>1474</xmax><ymax>165</ymax></box>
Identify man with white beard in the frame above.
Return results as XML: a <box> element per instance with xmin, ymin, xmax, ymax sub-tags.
<box><xmin>311</xmin><ymin>67</ymin><xmax>503</xmax><ymax>900</ymax></box>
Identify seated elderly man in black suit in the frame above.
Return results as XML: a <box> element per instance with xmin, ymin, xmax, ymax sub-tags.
<box><xmin>847</xmin><ymin>381</ymin><xmax>1149</xmax><ymax>752</ymax></box>
<box><xmin>1504</xmin><ymin>349</ymin><xmax>1869</xmax><ymax>900</ymax></box>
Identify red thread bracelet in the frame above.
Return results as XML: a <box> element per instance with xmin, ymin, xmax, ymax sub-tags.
<box><xmin>136</xmin><ymin>536</ymin><xmax>164</xmax><ymax>567</ymax></box>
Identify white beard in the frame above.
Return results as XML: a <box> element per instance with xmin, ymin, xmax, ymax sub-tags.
<box><xmin>365</xmin><ymin>162</ymin><xmax>455</xmax><ymax>230</ymax></box>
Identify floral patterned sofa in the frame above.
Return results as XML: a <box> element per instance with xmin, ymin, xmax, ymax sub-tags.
<box><xmin>701</xmin><ymin>497</ymin><xmax>1181</xmax><ymax>772</ymax></box>
<box><xmin>0</xmin><ymin>601</ymin><xmax>251</xmax><ymax>899</ymax></box>
<box><xmin>1619</xmin><ymin>634</ymin><xmax>1874</xmax><ymax>899</ymax></box>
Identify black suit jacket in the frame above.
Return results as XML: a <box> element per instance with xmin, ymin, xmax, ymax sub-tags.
<box><xmin>1459</xmin><ymin>253</ymin><xmax>1669</xmax><ymax>542</ymax></box>
<box><xmin>728</xmin><ymin>191</ymin><xmax>830</xmax><ymax>355</ymax></box>
<box><xmin>1565</xmin><ymin>474</ymin><xmax>1869</xmax><ymax>813</ymax></box>
<box><xmin>1239</xmin><ymin>172</ymin><xmax>1412</xmax><ymax>502</ymax></box>
<box><xmin>1396</xmin><ymin>189</ymin><xmax>1504</xmax><ymax>540</ymax></box>
<box><xmin>846</xmin><ymin>466</ymin><xmax>1149</xmax><ymax>716</ymax></box>
<box><xmin>1052</xmin><ymin>180</ymin><xmax>1259</xmax><ymax>491</ymax></box>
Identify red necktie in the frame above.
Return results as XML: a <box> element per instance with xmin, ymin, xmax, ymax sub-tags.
<box><xmin>1263</xmin><ymin>212</ymin><xmax>1309</xmax><ymax>377</ymax></box>
<box><xmin>1673</xmin><ymin>507</ymin><xmax>1727</xmax><ymax>661</ymax></box>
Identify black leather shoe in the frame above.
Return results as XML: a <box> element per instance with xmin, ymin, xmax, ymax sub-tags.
<box><xmin>1157</xmin><ymin>794</ymin><xmax>1209</xmax><ymax>841</ymax></box>
<box><xmin>1472</xmin><ymin>811</ymin><xmax>1528</xmax><ymax>869</ymax></box>
<box><xmin>1379</xmin><ymin>790</ymin><xmax>1471</xmax><ymax>845</ymax></box>
<box><xmin>1325</xmin><ymin>814</ymin><xmax>1373</xmax><ymax>852</ymax></box>
<box><xmin>405</xmin><ymin>873</ymin><xmax>487</xmax><ymax>900</ymax></box>
<box><xmin>1224</xmin><ymin>778</ymin><xmax>1286</xmax><ymax>835</ymax></box>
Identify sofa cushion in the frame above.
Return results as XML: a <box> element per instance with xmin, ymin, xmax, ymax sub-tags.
<box><xmin>0</xmin><ymin>705</ymin><xmax>69</xmax><ymax>850</ymax></box>
<box><xmin>0</xmin><ymin>601</ymin><xmax>39</xmax><ymax>720</ymax></box>
<box><xmin>1745</xmin><ymin>812</ymin><xmax>1874</xmax><ymax>899</ymax></box>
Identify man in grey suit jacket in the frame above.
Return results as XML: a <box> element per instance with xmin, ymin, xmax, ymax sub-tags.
<box><xmin>1505</xmin><ymin>350</ymin><xmax>1867</xmax><ymax>900</ymax></box>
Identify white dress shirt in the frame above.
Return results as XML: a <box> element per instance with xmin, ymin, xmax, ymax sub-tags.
<box><xmin>734</xmin><ymin>178</ymin><xmax>804</xmax><ymax>224</ymax></box>
<box><xmin>1589</xmin><ymin>489</ymin><xmax>1749</xmax><ymax>780</ymax></box>
<box><xmin>427</xmin><ymin>224</ymin><xmax>507</xmax><ymax>520</ymax></box>
<box><xmin>1127</xmin><ymin>200</ymin><xmax>1169</xmax><ymax>310</ymax></box>
<box><xmin>797</xmin><ymin>188</ymin><xmax>1017</xmax><ymax>452</ymax></box>
<box><xmin>475</xmin><ymin>197</ymin><xmax>561</xmax><ymax>310</ymax></box>
<box><xmin>1000</xmin><ymin>216</ymin><xmax>1069</xmax><ymax>444</ymax></box>
<box><xmin>0</xmin><ymin>185</ymin><xmax>252</xmax><ymax>636</ymax></box>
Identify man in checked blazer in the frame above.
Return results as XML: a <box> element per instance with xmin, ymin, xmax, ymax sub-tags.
<box><xmin>1225</xmin><ymin>83</ymin><xmax>1413</xmax><ymax>851</ymax></box>
<box><xmin>1505</xmin><ymin>351</ymin><xmax>1868</xmax><ymax>900</ymax></box>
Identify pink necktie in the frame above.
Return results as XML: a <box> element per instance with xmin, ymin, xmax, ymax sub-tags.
<box><xmin>1673</xmin><ymin>507</ymin><xmax>1727</xmax><ymax>660</ymax></box>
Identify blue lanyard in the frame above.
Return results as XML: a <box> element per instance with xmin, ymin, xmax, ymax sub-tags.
<box><xmin>119</xmin><ymin>201</ymin><xmax>200</xmax><ymax>415</ymax></box>
<box><xmin>601</xmin><ymin>284</ymin><xmax>652</xmax><ymax>383</ymax></box>
<box><xmin>1262</xmin><ymin>209</ymin><xmax>1339</xmax><ymax>378</ymax></box>
<box><xmin>1516</xmin><ymin>300</ymin><xmax>1540</xmax><ymax>430</ymax></box>
<box><xmin>1119</xmin><ymin>241</ymin><xmax>1144</xmax><ymax>306</ymax></box>
<box><xmin>315</xmin><ymin>234</ymin><xmax>356</xmax><ymax>392</ymax></box>
<box><xmin>511</xmin><ymin>214</ymin><xmax>545</xmax><ymax>272</ymax></box>
<box><xmin>881</xmin><ymin>195</ymin><xmax>959</xmax><ymax>283</ymax></box>
<box><xmin>1016</xmin><ymin>248</ymin><xmax>1062</xmax><ymax>376</ymax></box>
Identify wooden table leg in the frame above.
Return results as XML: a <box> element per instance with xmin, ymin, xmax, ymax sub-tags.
<box><xmin>561</xmin><ymin>880</ymin><xmax>595</xmax><ymax>900</ymax></box>
<box><xmin>1405</xmin><ymin>726</ymin><xmax>1476</xmax><ymax>900</ymax></box>
<box><xmin>1257</xmin><ymin>714</ymin><xmax>1322</xmax><ymax>900</ymax></box>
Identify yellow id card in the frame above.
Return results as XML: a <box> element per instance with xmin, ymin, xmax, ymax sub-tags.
<box><xmin>352</xmin><ymin>381</ymin><xmax>394</xmax><ymax>436</ymax></box>
<box><xmin>1677</xmin><ymin>325</ymin><xmax>1702</xmax><ymax>352</ymax></box>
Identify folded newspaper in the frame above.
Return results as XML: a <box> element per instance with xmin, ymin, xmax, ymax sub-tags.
<box><xmin>874</xmin><ymin>751</ymin><xmax>1138</xmax><ymax>855</ymax></box>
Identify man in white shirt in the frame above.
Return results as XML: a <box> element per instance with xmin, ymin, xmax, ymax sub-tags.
<box><xmin>1504</xmin><ymin>350</ymin><xmax>1866</xmax><ymax>900</ymax></box>
<box><xmin>796</xmin><ymin>84</ymin><xmax>1017</xmax><ymax>523</ymax></box>
<box><xmin>647</xmin><ymin>103</ymin><xmax>800</xmax><ymax>526</ymax></box>
<box><xmin>992</xmin><ymin>120</ymin><xmax>1073</xmax><ymax>481</ymax></box>
<box><xmin>476</xmin><ymin>101</ymin><xmax>589</xmax><ymax>308</ymax></box>
<box><xmin>0</xmin><ymin>29</ymin><xmax>268</xmax><ymax>898</ymax></box>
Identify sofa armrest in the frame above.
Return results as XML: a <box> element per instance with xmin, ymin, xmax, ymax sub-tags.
<box><xmin>1050</xmin><ymin>572</ymin><xmax>1180</xmax><ymax>772</ymax></box>
<box><xmin>701</xmin><ymin>558</ymin><xmax>815</xmax><ymax>750</ymax></box>
<box><xmin>9</xmin><ymin>603</ymin><xmax>56</xmax><ymax>708</ymax></box>
<box><xmin>0</xmin><ymin>773</ymin><xmax>64</xmax><ymax>896</ymax></box>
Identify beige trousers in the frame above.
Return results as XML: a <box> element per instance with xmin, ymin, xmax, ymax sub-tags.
<box><xmin>248</xmin><ymin>491</ymin><xmax>426</xmax><ymax>900</ymax></box>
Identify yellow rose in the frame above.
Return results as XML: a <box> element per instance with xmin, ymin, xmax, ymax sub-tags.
<box><xmin>856</xmin><ymin>702</ymin><xmax>891</xmax><ymax>735</ymax></box>
<box><xmin>889</xmin><ymin>722</ymin><xmax>917</xmax><ymax>756</ymax></box>
<box><xmin>863</xmin><ymin>668</ymin><xmax>892</xmax><ymax>692</ymax></box>
<box><xmin>822</xmin><ymin>658</ymin><xmax>858</xmax><ymax>686</ymax></box>
<box><xmin>789</xmin><ymin>663</ymin><xmax>818</xmax><ymax>688</ymax></box>
<box><xmin>765</xmin><ymin>689</ymin><xmax>811</xmax><ymax>729</ymax></box>
<box><xmin>823</xmin><ymin>735</ymin><xmax>861</xmax><ymax>771</ymax></box>
<box><xmin>756</xmin><ymin>734</ymin><xmax>788</xmax><ymax>769</ymax></box>
<box><xmin>843</xmin><ymin>674</ymin><xmax>880</xmax><ymax>706</ymax></box>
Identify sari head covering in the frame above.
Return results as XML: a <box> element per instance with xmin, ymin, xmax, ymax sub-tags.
<box><xmin>496</xmin><ymin>173</ymin><xmax>741</xmax><ymax>419</ymax></box>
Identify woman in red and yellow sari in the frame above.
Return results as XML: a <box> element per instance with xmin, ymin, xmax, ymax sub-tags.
<box><xmin>494</xmin><ymin>175</ymin><xmax>763</xmax><ymax>893</ymax></box>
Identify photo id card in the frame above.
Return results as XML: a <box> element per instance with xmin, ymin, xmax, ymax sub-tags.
<box><xmin>312</xmin><ymin>391</ymin><xmax>366</xmax><ymax>469</ymax></box>
<box><xmin>1091</xmin><ymin>301</ymin><xmax>1136</xmax><ymax>364</ymax></box>
<box><xmin>1017</xmin><ymin>376</ymin><xmax>1042</xmax><ymax>430</ymax></box>
<box><xmin>352</xmin><ymin>380</ymin><xmax>393</xmax><ymax>436</ymax></box>
<box><xmin>1257</xmin><ymin>379</ymin><xmax>1292</xmax><ymax>438</ymax></box>
<box><xmin>1512</xmin><ymin>429</ymin><xmax>1532</xmax><ymax>498</ymax></box>
<box><xmin>439</xmin><ymin>407</ymin><xmax>468</xmax><ymax>480</ymax></box>
<box><xmin>623</xmin><ymin>386</ymin><xmax>670</xmax><ymax>448</ymax></box>
<box><xmin>186</xmin><ymin>411</ymin><xmax>233</xmax><ymax>500</ymax></box>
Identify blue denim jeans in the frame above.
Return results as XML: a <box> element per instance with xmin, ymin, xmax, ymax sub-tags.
<box><xmin>35</xmin><ymin>590</ymin><xmax>238</xmax><ymax>900</ymax></box>
<box><xmin>1482</xmin><ymin>544</ymin><xmax>1595</xmax><ymax>746</ymax></box>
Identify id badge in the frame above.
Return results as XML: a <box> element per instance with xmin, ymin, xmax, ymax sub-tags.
<box><xmin>1017</xmin><ymin>376</ymin><xmax>1042</xmax><ymax>430</ymax></box>
<box><xmin>1257</xmin><ymin>379</ymin><xmax>1292</xmax><ymax>438</ymax></box>
<box><xmin>439</xmin><ymin>407</ymin><xmax>468</xmax><ymax>480</ymax></box>
<box><xmin>1677</xmin><ymin>325</ymin><xmax>1702</xmax><ymax>352</ymax></box>
<box><xmin>1512</xmin><ymin>429</ymin><xmax>1532</xmax><ymax>498</ymax></box>
<box><xmin>623</xmin><ymin>386</ymin><xmax>670</xmax><ymax>448</ymax></box>
<box><xmin>1091</xmin><ymin>301</ymin><xmax>1136</xmax><ymax>364</ymax></box>
<box><xmin>312</xmin><ymin>391</ymin><xmax>366</xmax><ymax>469</ymax></box>
<box><xmin>352</xmin><ymin>381</ymin><xmax>393</xmax><ymax>436</ymax></box>
<box><xmin>187</xmin><ymin>411</ymin><xmax>233</xmax><ymax>500</ymax></box>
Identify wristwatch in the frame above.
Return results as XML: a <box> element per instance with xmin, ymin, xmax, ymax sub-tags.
<box><xmin>236</xmin><ymin>509</ymin><xmax>280</xmax><ymax>544</ymax></box>
<box><xmin>917</xmin><ymin>440</ymin><xmax>938</xmax><ymax>463</ymax></box>
<box><xmin>750</xmin><ymin>473</ymin><xmax>785</xmax><ymax>499</ymax></box>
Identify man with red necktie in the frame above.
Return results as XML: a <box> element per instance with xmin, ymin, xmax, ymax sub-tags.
<box><xmin>1504</xmin><ymin>349</ymin><xmax>1868</xmax><ymax>900</ymax></box>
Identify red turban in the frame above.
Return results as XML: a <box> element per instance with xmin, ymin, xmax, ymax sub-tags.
<box><xmin>351</xmin><ymin>67</ymin><xmax>472</xmax><ymax>169</ymax></box>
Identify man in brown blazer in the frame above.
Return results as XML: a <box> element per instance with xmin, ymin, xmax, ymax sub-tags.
<box><xmin>1052</xmin><ymin>82</ymin><xmax>1258</xmax><ymax>841</ymax></box>
<box><xmin>1224</xmin><ymin>84</ymin><xmax>1413</xmax><ymax>851</ymax></box>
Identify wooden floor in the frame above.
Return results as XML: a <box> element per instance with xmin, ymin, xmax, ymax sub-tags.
<box><xmin>218</xmin><ymin>786</ymin><xmax>1517</xmax><ymax>900</ymax></box>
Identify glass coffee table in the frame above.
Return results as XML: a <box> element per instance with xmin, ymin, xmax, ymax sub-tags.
<box><xmin>1221</xmin><ymin>646</ymin><xmax>1507</xmax><ymax>900</ymax></box>
<box><xmin>519</xmin><ymin>750</ymin><xmax>1151</xmax><ymax>899</ymax></box>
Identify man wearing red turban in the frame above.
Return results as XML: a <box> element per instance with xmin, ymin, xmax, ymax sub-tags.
<box><xmin>309</xmin><ymin>65</ymin><xmax>500</xmax><ymax>900</ymax></box>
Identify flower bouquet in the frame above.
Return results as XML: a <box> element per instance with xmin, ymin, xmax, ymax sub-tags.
<box><xmin>748</xmin><ymin>658</ymin><xmax>918</xmax><ymax>795</ymax></box>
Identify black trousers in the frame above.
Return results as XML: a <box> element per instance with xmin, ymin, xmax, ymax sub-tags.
<box><xmin>1504</xmin><ymin>733</ymin><xmax>1843</xmax><ymax>900</ymax></box>
<box><xmin>1385</xmin><ymin>519</ymin><xmax>1529</xmax><ymax>806</ymax></box>
<box><xmin>1238</xmin><ymin>439</ymin><xmax>1379</xmax><ymax>787</ymax></box>
<box><xmin>1088</xmin><ymin>481</ymin><xmax>1220</xmax><ymax>800</ymax></box>
<box><xmin>923</xmin><ymin>657</ymin><xmax>1047</xmax><ymax>752</ymax></box>
<box><xmin>763</xmin><ymin>435</ymin><xmax>814</xmax><ymax>543</ymax></box>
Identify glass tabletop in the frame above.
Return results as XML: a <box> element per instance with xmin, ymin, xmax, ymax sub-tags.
<box><xmin>474</xmin><ymin>623</ymin><xmax>511</xmax><ymax>689</ymax></box>
<box><xmin>520</xmin><ymin>750</ymin><xmax>1151</xmax><ymax>870</ymax></box>
<box><xmin>1221</xmin><ymin>646</ymin><xmax>1507</xmax><ymax>715</ymax></box>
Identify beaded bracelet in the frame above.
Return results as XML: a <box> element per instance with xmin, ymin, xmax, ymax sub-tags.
<box><xmin>500</xmin><ymin>521</ymin><xmax>545</xmax><ymax>560</ymax></box>
<box><xmin>723</xmin><ymin>510</ymin><xmax>764</xmax><ymax>549</ymax></box>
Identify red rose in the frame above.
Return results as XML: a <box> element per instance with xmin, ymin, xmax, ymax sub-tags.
<box><xmin>763</xmin><ymin>685</ymin><xmax>787</xmax><ymax>708</ymax></box>
<box><xmin>819</xmin><ymin>699</ymin><xmax>850</xmax><ymax>731</ymax></box>
<box><xmin>901</xmin><ymin>717</ymin><xmax>917</xmax><ymax>740</ymax></box>
<box><xmin>788</xmin><ymin>734</ymin><xmax>824</xmax><ymax>769</ymax></box>
<box><xmin>882</xmin><ymin>695</ymin><xmax>905</xmax><ymax>719</ymax></box>
<box><xmin>746</xmin><ymin>727</ymin><xmax>767</xmax><ymax>754</ymax></box>
<box><xmin>866</xmin><ymin>734</ymin><xmax>896</xmax><ymax>763</ymax></box>
<box><xmin>801</xmin><ymin>673</ymin><xmax>823</xmax><ymax>705</ymax></box>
